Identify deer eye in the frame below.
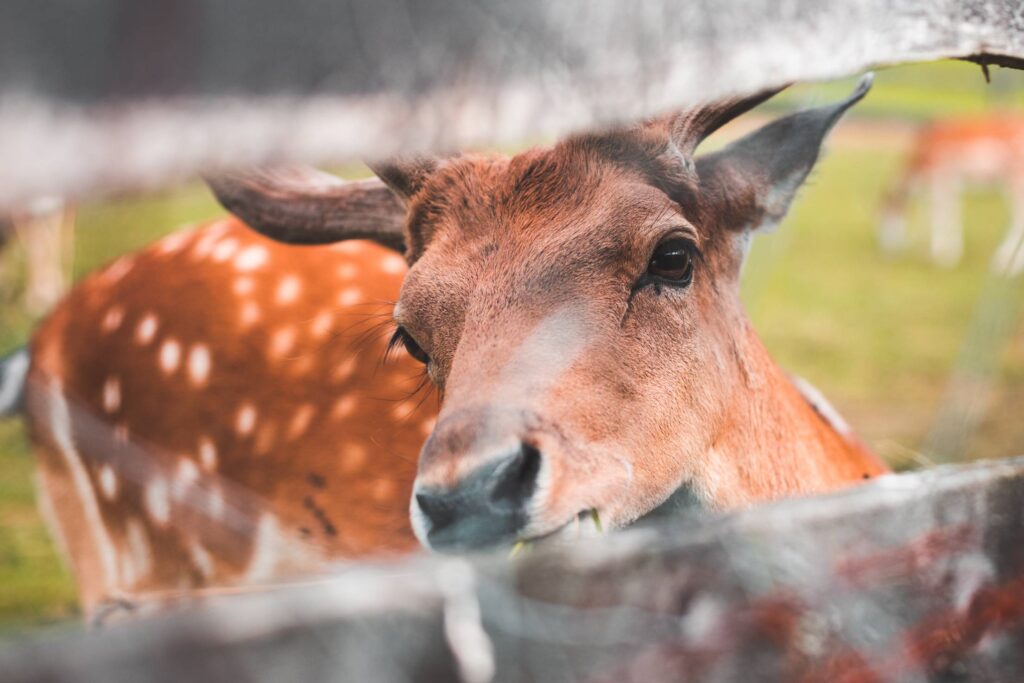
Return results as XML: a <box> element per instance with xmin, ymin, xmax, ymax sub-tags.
<box><xmin>647</xmin><ymin>236</ymin><xmax>695</xmax><ymax>285</ymax></box>
<box><xmin>388</xmin><ymin>327</ymin><xmax>430</xmax><ymax>365</ymax></box>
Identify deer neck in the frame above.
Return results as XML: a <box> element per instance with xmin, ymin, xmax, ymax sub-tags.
<box><xmin>695</xmin><ymin>324</ymin><xmax>887</xmax><ymax>510</ymax></box>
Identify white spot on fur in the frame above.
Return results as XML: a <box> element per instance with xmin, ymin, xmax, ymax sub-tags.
<box><xmin>159</xmin><ymin>339</ymin><xmax>181</xmax><ymax>374</ymax></box>
<box><xmin>287</xmin><ymin>404</ymin><xmax>316</xmax><ymax>440</ymax></box>
<box><xmin>98</xmin><ymin>464</ymin><xmax>118</xmax><ymax>500</ymax></box>
<box><xmin>234</xmin><ymin>245</ymin><xmax>269</xmax><ymax>272</ymax></box>
<box><xmin>331</xmin><ymin>395</ymin><xmax>357</xmax><ymax>419</ymax></box>
<box><xmin>145</xmin><ymin>478</ymin><xmax>171</xmax><ymax>526</ymax></box>
<box><xmin>135</xmin><ymin>313</ymin><xmax>159</xmax><ymax>345</ymax></box>
<box><xmin>101</xmin><ymin>306</ymin><xmax>124</xmax><ymax>333</ymax></box>
<box><xmin>190</xmin><ymin>542</ymin><xmax>215</xmax><ymax>579</ymax></box>
<box><xmin>269</xmin><ymin>327</ymin><xmax>297</xmax><ymax>359</ymax></box>
<box><xmin>187</xmin><ymin>344</ymin><xmax>211</xmax><ymax>386</ymax></box>
<box><xmin>158</xmin><ymin>230</ymin><xmax>192</xmax><ymax>254</ymax></box>
<box><xmin>171</xmin><ymin>457</ymin><xmax>199</xmax><ymax>502</ymax></box>
<box><xmin>233</xmin><ymin>277</ymin><xmax>255</xmax><ymax>296</ymax></box>
<box><xmin>380</xmin><ymin>253</ymin><xmax>406</xmax><ymax>275</ymax></box>
<box><xmin>192</xmin><ymin>222</ymin><xmax>230</xmax><ymax>259</ymax></box>
<box><xmin>371</xmin><ymin>478</ymin><xmax>396</xmax><ymax>502</ymax></box>
<box><xmin>211</xmin><ymin>237</ymin><xmax>240</xmax><ymax>262</ymax></box>
<box><xmin>102</xmin><ymin>256</ymin><xmax>134</xmax><ymax>284</ymax></box>
<box><xmin>236</xmin><ymin>403</ymin><xmax>257</xmax><ymax>435</ymax></box>
<box><xmin>337</xmin><ymin>288</ymin><xmax>363</xmax><ymax>307</ymax></box>
<box><xmin>192</xmin><ymin>233</ymin><xmax>218</xmax><ymax>259</ymax></box>
<box><xmin>240</xmin><ymin>301</ymin><xmax>261</xmax><ymax>327</ymax></box>
<box><xmin>391</xmin><ymin>401</ymin><xmax>415</xmax><ymax>420</ymax></box>
<box><xmin>46</xmin><ymin>381</ymin><xmax>118</xmax><ymax>589</ymax></box>
<box><xmin>341</xmin><ymin>444</ymin><xmax>367</xmax><ymax>473</ymax></box>
<box><xmin>102</xmin><ymin>376</ymin><xmax>121</xmax><ymax>413</ymax></box>
<box><xmin>330</xmin><ymin>242</ymin><xmax>363</xmax><ymax>254</ymax></box>
<box><xmin>332</xmin><ymin>357</ymin><xmax>358</xmax><ymax>383</ymax></box>
<box><xmin>198</xmin><ymin>436</ymin><xmax>217</xmax><ymax>470</ymax></box>
<box><xmin>310</xmin><ymin>311</ymin><xmax>334</xmax><ymax>338</ymax></box>
<box><xmin>176</xmin><ymin>458</ymin><xmax>199</xmax><ymax>487</ymax></box>
<box><xmin>123</xmin><ymin>517</ymin><xmax>152</xmax><ymax>586</ymax></box>
<box><xmin>337</xmin><ymin>263</ymin><xmax>358</xmax><ymax>279</ymax></box>
<box><xmin>276</xmin><ymin>275</ymin><xmax>301</xmax><ymax>304</ymax></box>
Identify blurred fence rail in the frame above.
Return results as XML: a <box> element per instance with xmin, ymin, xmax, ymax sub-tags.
<box><xmin>4</xmin><ymin>455</ymin><xmax>1024</xmax><ymax>682</ymax></box>
<box><xmin>0</xmin><ymin>0</ymin><xmax>1023</xmax><ymax>208</ymax></box>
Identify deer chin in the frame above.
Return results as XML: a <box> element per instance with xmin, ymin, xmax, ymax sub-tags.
<box><xmin>511</xmin><ymin>508</ymin><xmax>606</xmax><ymax>554</ymax></box>
<box><xmin>517</xmin><ymin>480</ymin><xmax>708</xmax><ymax>554</ymax></box>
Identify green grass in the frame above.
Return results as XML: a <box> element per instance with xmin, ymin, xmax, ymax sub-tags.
<box><xmin>743</xmin><ymin>148</ymin><xmax>1024</xmax><ymax>467</ymax></box>
<box><xmin>0</xmin><ymin>421</ymin><xmax>78</xmax><ymax>631</ymax></box>
<box><xmin>1</xmin><ymin>60</ymin><xmax>1023</xmax><ymax>629</ymax></box>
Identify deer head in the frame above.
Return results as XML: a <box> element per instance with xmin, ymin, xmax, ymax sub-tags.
<box><xmin>208</xmin><ymin>77</ymin><xmax>880</xmax><ymax>552</ymax></box>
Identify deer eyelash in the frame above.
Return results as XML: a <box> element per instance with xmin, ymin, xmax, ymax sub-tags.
<box><xmin>385</xmin><ymin>327</ymin><xmax>406</xmax><ymax>360</ymax></box>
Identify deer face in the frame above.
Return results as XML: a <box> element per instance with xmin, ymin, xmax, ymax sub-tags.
<box><xmin>391</xmin><ymin>153</ymin><xmax>745</xmax><ymax>549</ymax></box>
<box><xmin>209</xmin><ymin>77</ymin><xmax>872</xmax><ymax>552</ymax></box>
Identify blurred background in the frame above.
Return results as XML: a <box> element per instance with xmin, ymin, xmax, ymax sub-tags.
<box><xmin>2</xmin><ymin>59</ymin><xmax>1023</xmax><ymax>630</ymax></box>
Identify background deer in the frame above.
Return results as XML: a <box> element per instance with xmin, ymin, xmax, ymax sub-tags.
<box><xmin>1</xmin><ymin>197</ymin><xmax>75</xmax><ymax>315</ymax></box>
<box><xmin>878</xmin><ymin>116</ymin><xmax>1024</xmax><ymax>274</ymax></box>
<box><xmin>0</xmin><ymin>77</ymin><xmax>886</xmax><ymax>620</ymax></box>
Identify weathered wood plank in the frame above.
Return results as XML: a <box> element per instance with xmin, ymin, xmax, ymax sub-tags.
<box><xmin>0</xmin><ymin>0</ymin><xmax>1022</xmax><ymax>207</ymax></box>
<box><xmin>4</xmin><ymin>456</ymin><xmax>1024</xmax><ymax>682</ymax></box>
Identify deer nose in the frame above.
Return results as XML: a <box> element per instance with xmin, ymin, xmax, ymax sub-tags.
<box><xmin>413</xmin><ymin>442</ymin><xmax>542</xmax><ymax>552</ymax></box>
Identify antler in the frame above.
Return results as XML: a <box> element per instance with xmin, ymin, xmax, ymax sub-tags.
<box><xmin>205</xmin><ymin>166</ymin><xmax>407</xmax><ymax>251</ymax></box>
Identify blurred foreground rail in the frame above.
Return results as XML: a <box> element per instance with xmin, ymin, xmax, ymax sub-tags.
<box><xmin>4</xmin><ymin>455</ymin><xmax>1024</xmax><ymax>682</ymax></box>
<box><xmin>1</xmin><ymin>0</ymin><xmax>1023</xmax><ymax>207</ymax></box>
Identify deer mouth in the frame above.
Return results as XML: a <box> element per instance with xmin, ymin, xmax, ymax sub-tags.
<box><xmin>511</xmin><ymin>508</ymin><xmax>604</xmax><ymax>555</ymax></box>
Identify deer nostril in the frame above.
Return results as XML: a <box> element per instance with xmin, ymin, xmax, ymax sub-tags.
<box><xmin>490</xmin><ymin>442</ymin><xmax>542</xmax><ymax>509</ymax></box>
<box><xmin>415</xmin><ymin>491</ymin><xmax>458</xmax><ymax>530</ymax></box>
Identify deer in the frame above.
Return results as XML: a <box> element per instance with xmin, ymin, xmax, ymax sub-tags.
<box><xmin>0</xmin><ymin>76</ymin><xmax>887</xmax><ymax>621</ymax></box>
<box><xmin>0</xmin><ymin>197</ymin><xmax>75</xmax><ymax>315</ymax></box>
<box><xmin>878</xmin><ymin>115</ymin><xmax>1024</xmax><ymax>275</ymax></box>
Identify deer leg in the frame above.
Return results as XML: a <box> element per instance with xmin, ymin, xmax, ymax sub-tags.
<box><xmin>15</xmin><ymin>197</ymin><xmax>72</xmax><ymax>314</ymax></box>
<box><xmin>929</xmin><ymin>171</ymin><xmax>962</xmax><ymax>267</ymax></box>
<box><xmin>992</xmin><ymin>180</ymin><xmax>1024</xmax><ymax>277</ymax></box>
<box><xmin>878</xmin><ymin>176</ymin><xmax>912</xmax><ymax>255</ymax></box>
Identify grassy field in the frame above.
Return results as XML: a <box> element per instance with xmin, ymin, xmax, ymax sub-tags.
<box><xmin>1</xmin><ymin>61</ymin><xmax>1023</xmax><ymax>630</ymax></box>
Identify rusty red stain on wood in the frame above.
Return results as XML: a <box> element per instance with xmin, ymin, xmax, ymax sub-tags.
<box><xmin>833</xmin><ymin>524</ymin><xmax>975</xmax><ymax>587</ymax></box>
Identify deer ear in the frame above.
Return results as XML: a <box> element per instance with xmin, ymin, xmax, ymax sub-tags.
<box><xmin>695</xmin><ymin>74</ymin><xmax>872</xmax><ymax>233</ymax></box>
<box><xmin>366</xmin><ymin>156</ymin><xmax>439</xmax><ymax>202</ymax></box>
<box><xmin>205</xmin><ymin>166</ymin><xmax>407</xmax><ymax>250</ymax></box>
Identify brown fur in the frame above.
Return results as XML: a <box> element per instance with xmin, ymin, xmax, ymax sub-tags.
<box><xmin>26</xmin><ymin>220</ymin><xmax>429</xmax><ymax>614</ymax></box>
<box><xmin>398</xmin><ymin>140</ymin><xmax>885</xmax><ymax>541</ymax></box>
